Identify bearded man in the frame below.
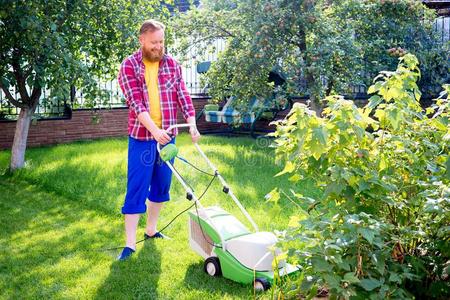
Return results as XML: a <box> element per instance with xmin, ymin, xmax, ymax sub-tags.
<box><xmin>117</xmin><ymin>19</ymin><xmax>200</xmax><ymax>260</ymax></box>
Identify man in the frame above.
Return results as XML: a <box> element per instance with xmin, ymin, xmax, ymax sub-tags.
<box><xmin>117</xmin><ymin>19</ymin><xmax>200</xmax><ymax>260</ymax></box>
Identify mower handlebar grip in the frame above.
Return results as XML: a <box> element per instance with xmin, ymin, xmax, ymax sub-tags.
<box><xmin>166</xmin><ymin>123</ymin><xmax>197</xmax><ymax>132</ymax></box>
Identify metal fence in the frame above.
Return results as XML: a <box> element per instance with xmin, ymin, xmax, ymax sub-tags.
<box><xmin>1</xmin><ymin>16</ymin><xmax>448</xmax><ymax>121</ymax></box>
<box><xmin>0</xmin><ymin>81</ymin><xmax>125</xmax><ymax>121</ymax></box>
<box><xmin>435</xmin><ymin>15</ymin><xmax>450</xmax><ymax>43</ymax></box>
<box><xmin>180</xmin><ymin>39</ymin><xmax>226</xmax><ymax>95</ymax></box>
<box><xmin>0</xmin><ymin>86</ymin><xmax>71</xmax><ymax>121</ymax></box>
<box><xmin>72</xmin><ymin>80</ymin><xmax>125</xmax><ymax>109</ymax></box>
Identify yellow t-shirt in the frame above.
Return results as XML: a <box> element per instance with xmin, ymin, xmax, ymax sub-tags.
<box><xmin>143</xmin><ymin>58</ymin><xmax>162</xmax><ymax>128</ymax></box>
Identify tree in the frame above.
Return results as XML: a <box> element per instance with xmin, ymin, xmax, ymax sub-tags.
<box><xmin>172</xmin><ymin>0</ymin><xmax>448</xmax><ymax>111</ymax></box>
<box><xmin>331</xmin><ymin>0</ymin><xmax>449</xmax><ymax>98</ymax></box>
<box><xmin>0</xmin><ymin>0</ymin><xmax>171</xmax><ymax>170</ymax></box>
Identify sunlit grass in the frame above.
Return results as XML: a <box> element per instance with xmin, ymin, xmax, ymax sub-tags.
<box><xmin>0</xmin><ymin>134</ymin><xmax>313</xmax><ymax>299</ymax></box>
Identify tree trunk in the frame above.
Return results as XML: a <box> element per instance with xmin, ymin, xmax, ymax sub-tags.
<box><xmin>308</xmin><ymin>96</ymin><xmax>323</xmax><ymax>116</ymax></box>
<box><xmin>304</xmin><ymin>72</ymin><xmax>323</xmax><ymax>116</ymax></box>
<box><xmin>10</xmin><ymin>107</ymin><xmax>33</xmax><ymax>171</ymax></box>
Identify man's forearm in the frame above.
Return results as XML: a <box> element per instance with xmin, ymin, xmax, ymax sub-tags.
<box><xmin>186</xmin><ymin>116</ymin><xmax>196</xmax><ymax>127</ymax></box>
<box><xmin>137</xmin><ymin>112</ymin><xmax>159</xmax><ymax>135</ymax></box>
<box><xmin>138</xmin><ymin>113</ymin><xmax>195</xmax><ymax>133</ymax></box>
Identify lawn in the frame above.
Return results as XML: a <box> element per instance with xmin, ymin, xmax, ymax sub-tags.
<box><xmin>0</xmin><ymin>134</ymin><xmax>312</xmax><ymax>299</ymax></box>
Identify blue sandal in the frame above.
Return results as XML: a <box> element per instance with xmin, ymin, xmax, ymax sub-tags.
<box><xmin>144</xmin><ymin>232</ymin><xmax>171</xmax><ymax>240</ymax></box>
<box><xmin>117</xmin><ymin>246</ymin><xmax>135</xmax><ymax>261</ymax></box>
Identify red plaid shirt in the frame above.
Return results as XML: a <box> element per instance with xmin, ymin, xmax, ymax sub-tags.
<box><xmin>118</xmin><ymin>49</ymin><xmax>195</xmax><ymax>140</ymax></box>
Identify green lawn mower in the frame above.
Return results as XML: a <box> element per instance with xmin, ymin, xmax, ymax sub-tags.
<box><xmin>158</xmin><ymin>124</ymin><xmax>299</xmax><ymax>291</ymax></box>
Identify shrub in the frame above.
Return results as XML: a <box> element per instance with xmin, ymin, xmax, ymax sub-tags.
<box><xmin>270</xmin><ymin>54</ymin><xmax>449</xmax><ymax>299</ymax></box>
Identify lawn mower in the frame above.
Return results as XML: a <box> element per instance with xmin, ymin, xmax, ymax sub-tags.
<box><xmin>158</xmin><ymin>124</ymin><xmax>299</xmax><ymax>291</ymax></box>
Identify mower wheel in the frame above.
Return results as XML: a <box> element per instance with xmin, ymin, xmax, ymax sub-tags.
<box><xmin>254</xmin><ymin>277</ymin><xmax>270</xmax><ymax>291</ymax></box>
<box><xmin>204</xmin><ymin>257</ymin><xmax>222</xmax><ymax>277</ymax></box>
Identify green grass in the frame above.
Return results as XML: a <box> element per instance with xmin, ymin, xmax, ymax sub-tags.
<box><xmin>0</xmin><ymin>134</ymin><xmax>312</xmax><ymax>299</ymax></box>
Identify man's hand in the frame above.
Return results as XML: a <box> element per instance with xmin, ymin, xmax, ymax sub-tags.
<box><xmin>189</xmin><ymin>126</ymin><xmax>201</xmax><ymax>143</ymax></box>
<box><xmin>153</xmin><ymin>128</ymin><xmax>172</xmax><ymax>145</ymax></box>
<box><xmin>137</xmin><ymin>112</ymin><xmax>171</xmax><ymax>145</ymax></box>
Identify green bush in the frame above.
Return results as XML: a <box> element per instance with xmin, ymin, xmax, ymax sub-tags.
<box><xmin>270</xmin><ymin>54</ymin><xmax>449</xmax><ymax>299</ymax></box>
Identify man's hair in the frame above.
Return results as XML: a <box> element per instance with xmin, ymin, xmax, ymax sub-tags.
<box><xmin>139</xmin><ymin>19</ymin><xmax>165</xmax><ymax>35</ymax></box>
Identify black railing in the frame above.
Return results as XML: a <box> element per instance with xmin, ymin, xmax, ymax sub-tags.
<box><xmin>0</xmin><ymin>82</ymin><xmax>125</xmax><ymax>121</ymax></box>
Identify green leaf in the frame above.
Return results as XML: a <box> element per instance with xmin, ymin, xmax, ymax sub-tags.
<box><xmin>309</xmin><ymin>143</ymin><xmax>324</xmax><ymax>160</ymax></box>
<box><xmin>367</xmin><ymin>95</ymin><xmax>383</xmax><ymax>110</ymax></box>
<box><xmin>426</xmin><ymin>107</ymin><xmax>435</xmax><ymax>115</ymax></box>
<box><xmin>323</xmin><ymin>274</ymin><xmax>340</xmax><ymax>289</ymax></box>
<box><xmin>445</xmin><ymin>156</ymin><xmax>450</xmax><ymax>180</ymax></box>
<box><xmin>350</xmin><ymin>125</ymin><xmax>364</xmax><ymax>141</ymax></box>
<box><xmin>379</xmin><ymin>155</ymin><xmax>387</xmax><ymax>171</ymax></box>
<box><xmin>358</xmin><ymin>228</ymin><xmax>375</xmax><ymax>244</ymax></box>
<box><xmin>1</xmin><ymin>77</ymin><xmax>10</xmax><ymax>89</ymax></box>
<box><xmin>374</xmin><ymin>109</ymin><xmax>386</xmax><ymax>124</ymax></box>
<box><xmin>367</xmin><ymin>85</ymin><xmax>377</xmax><ymax>94</ymax></box>
<box><xmin>265</xmin><ymin>188</ymin><xmax>280</xmax><ymax>203</ymax></box>
<box><xmin>325</xmin><ymin>244</ymin><xmax>343</xmax><ymax>252</ymax></box>
<box><xmin>288</xmin><ymin>174</ymin><xmax>301</xmax><ymax>182</ymax></box>
<box><xmin>288</xmin><ymin>215</ymin><xmax>300</xmax><ymax>227</ymax></box>
<box><xmin>368</xmin><ymin>82</ymin><xmax>382</xmax><ymax>94</ymax></box>
<box><xmin>337</xmin><ymin>260</ymin><xmax>351</xmax><ymax>271</ymax></box>
<box><xmin>389</xmin><ymin>272</ymin><xmax>401</xmax><ymax>283</ymax></box>
<box><xmin>444</xmin><ymin>130</ymin><xmax>450</xmax><ymax>141</ymax></box>
<box><xmin>311</xmin><ymin>257</ymin><xmax>330</xmax><ymax>272</ymax></box>
<box><xmin>309</xmin><ymin>126</ymin><xmax>328</xmax><ymax>160</ymax></box>
<box><xmin>387</xmin><ymin>108</ymin><xmax>401</xmax><ymax>130</ymax></box>
<box><xmin>325</xmin><ymin>181</ymin><xmax>344</xmax><ymax>197</ymax></box>
<box><xmin>357</xmin><ymin>179</ymin><xmax>370</xmax><ymax>192</ymax></box>
<box><xmin>430</xmin><ymin>119</ymin><xmax>448</xmax><ymax>131</ymax></box>
<box><xmin>343</xmin><ymin>272</ymin><xmax>360</xmax><ymax>284</ymax></box>
<box><xmin>386</xmin><ymin>87</ymin><xmax>401</xmax><ymax>101</ymax></box>
<box><xmin>275</xmin><ymin>161</ymin><xmax>295</xmax><ymax>177</ymax></box>
<box><xmin>305</xmin><ymin>285</ymin><xmax>318</xmax><ymax>300</ymax></box>
<box><xmin>313</xmin><ymin>125</ymin><xmax>328</xmax><ymax>145</ymax></box>
<box><xmin>359</xmin><ymin>278</ymin><xmax>381</xmax><ymax>291</ymax></box>
<box><xmin>375</xmin><ymin>257</ymin><xmax>386</xmax><ymax>274</ymax></box>
<box><xmin>414</xmin><ymin>88</ymin><xmax>421</xmax><ymax>101</ymax></box>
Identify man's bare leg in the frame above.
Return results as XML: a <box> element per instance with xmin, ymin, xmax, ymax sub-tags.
<box><xmin>125</xmin><ymin>214</ymin><xmax>140</xmax><ymax>250</ymax></box>
<box><xmin>146</xmin><ymin>201</ymin><xmax>164</xmax><ymax>236</ymax></box>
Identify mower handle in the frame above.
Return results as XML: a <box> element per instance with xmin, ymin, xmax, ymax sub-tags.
<box><xmin>156</xmin><ymin>123</ymin><xmax>198</xmax><ymax>153</ymax></box>
<box><xmin>166</xmin><ymin>123</ymin><xmax>197</xmax><ymax>133</ymax></box>
<box><xmin>157</xmin><ymin>123</ymin><xmax>260</xmax><ymax>235</ymax></box>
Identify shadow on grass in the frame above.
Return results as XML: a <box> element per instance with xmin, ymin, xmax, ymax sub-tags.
<box><xmin>0</xmin><ymin>176</ymin><xmax>164</xmax><ymax>299</ymax></box>
<box><xmin>182</xmin><ymin>262</ymin><xmax>251</xmax><ymax>298</ymax></box>
<box><xmin>0</xmin><ymin>177</ymin><xmax>124</xmax><ymax>298</ymax></box>
<box><xmin>95</xmin><ymin>240</ymin><xmax>161</xmax><ymax>299</ymax></box>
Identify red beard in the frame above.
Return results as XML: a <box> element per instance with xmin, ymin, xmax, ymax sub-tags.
<box><xmin>142</xmin><ymin>45</ymin><xmax>164</xmax><ymax>62</ymax></box>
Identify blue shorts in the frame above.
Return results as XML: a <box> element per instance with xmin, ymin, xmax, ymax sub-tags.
<box><xmin>122</xmin><ymin>137</ymin><xmax>175</xmax><ymax>214</ymax></box>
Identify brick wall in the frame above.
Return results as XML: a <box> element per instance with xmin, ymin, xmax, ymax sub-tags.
<box><xmin>0</xmin><ymin>96</ymin><xmax>230</xmax><ymax>150</ymax></box>
<box><xmin>0</xmin><ymin>109</ymin><xmax>129</xmax><ymax>150</ymax></box>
